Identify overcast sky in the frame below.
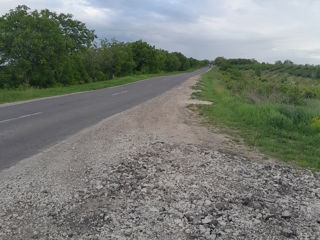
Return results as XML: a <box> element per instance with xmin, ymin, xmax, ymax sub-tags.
<box><xmin>1</xmin><ymin>0</ymin><xmax>320</xmax><ymax>64</ymax></box>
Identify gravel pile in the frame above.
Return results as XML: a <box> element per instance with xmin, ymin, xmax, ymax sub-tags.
<box><xmin>71</xmin><ymin>140</ymin><xmax>320</xmax><ymax>240</ymax></box>
<box><xmin>2</xmin><ymin>138</ymin><xmax>318</xmax><ymax>239</ymax></box>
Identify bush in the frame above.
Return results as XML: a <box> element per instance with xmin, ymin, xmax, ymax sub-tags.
<box><xmin>277</xmin><ymin>105</ymin><xmax>311</xmax><ymax>125</ymax></box>
<box><xmin>267</xmin><ymin>110</ymin><xmax>293</xmax><ymax>130</ymax></box>
<box><xmin>95</xmin><ymin>71</ymin><xmax>106</xmax><ymax>82</ymax></box>
<box><xmin>287</xmin><ymin>87</ymin><xmax>305</xmax><ymax>105</ymax></box>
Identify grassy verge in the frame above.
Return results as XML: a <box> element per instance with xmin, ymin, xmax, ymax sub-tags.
<box><xmin>0</xmin><ymin>69</ymin><xmax>198</xmax><ymax>104</ymax></box>
<box><xmin>194</xmin><ymin>68</ymin><xmax>320</xmax><ymax>170</ymax></box>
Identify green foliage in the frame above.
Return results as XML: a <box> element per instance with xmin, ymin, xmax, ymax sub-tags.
<box><xmin>267</xmin><ymin>110</ymin><xmax>293</xmax><ymax>130</ymax></box>
<box><xmin>81</xmin><ymin>38</ymin><xmax>207</xmax><ymax>82</ymax></box>
<box><xmin>0</xmin><ymin>5</ymin><xmax>209</xmax><ymax>91</ymax></box>
<box><xmin>60</xmin><ymin>58</ymin><xmax>75</xmax><ymax>85</ymax></box>
<box><xmin>165</xmin><ymin>53</ymin><xmax>181</xmax><ymax>72</ymax></box>
<box><xmin>214</xmin><ymin>58</ymin><xmax>320</xmax><ymax>104</ymax></box>
<box><xmin>254</xmin><ymin>65</ymin><xmax>261</xmax><ymax>77</ymax></box>
<box><xmin>195</xmin><ymin>66</ymin><xmax>320</xmax><ymax>170</ymax></box>
<box><xmin>0</xmin><ymin>5</ymin><xmax>95</xmax><ymax>88</ymax></box>
<box><xmin>129</xmin><ymin>40</ymin><xmax>156</xmax><ymax>73</ymax></box>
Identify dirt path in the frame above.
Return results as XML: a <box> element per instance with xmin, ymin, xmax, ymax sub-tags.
<box><xmin>0</xmin><ymin>74</ymin><xmax>319</xmax><ymax>239</ymax></box>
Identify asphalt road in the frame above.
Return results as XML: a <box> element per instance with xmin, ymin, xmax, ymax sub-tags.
<box><xmin>0</xmin><ymin>68</ymin><xmax>208</xmax><ymax>170</ymax></box>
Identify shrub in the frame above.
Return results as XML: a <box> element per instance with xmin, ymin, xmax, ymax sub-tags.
<box><xmin>277</xmin><ymin>105</ymin><xmax>311</xmax><ymax>125</ymax></box>
<box><xmin>267</xmin><ymin>110</ymin><xmax>293</xmax><ymax>130</ymax></box>
<box><xmin>287</xmin><ymin>86</ymin><xmax>305</xmax><ymax>105</ymax></box>
<box><xmin>95</xmin><ymin>71</ymin><xmax>106</xmax><ymax>82</ymax></box>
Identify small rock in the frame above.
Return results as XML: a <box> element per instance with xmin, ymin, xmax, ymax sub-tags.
<box><xmin>32</xmin><ymin>231</ymin><xmax>39</xmax><ymax>239</ymax></box>
<box><xmin>253</xmin><ymin>219</ymin><xmax>261</xmax><ymax>224</ymax></box>
<box><xmin>96</xmin><ymin>181</ymin><xmax>104</xmax><ymax>190</ymax></box>
<box><xmin>192</xmin><ymin>216</ymin><xmax>202</xmax><ymax>225</ymax></box>
<box><xmin>41</xmin><ymin>189</ymin><xmax>49</xmax><ymax>194</ymax></box>
<box><xmin>218</xmin><ymin>220</ymin><xmax>226</xmax><ymax>227</ymax></box>
<box><xmin>281</xmin><ymin>228</ymin><xmax>296</xmax><ymax>238</ymax></box>
<box><xmin>199</xmin><ymin>225</ymin><xmax>209</xmax><ymax>234</ymax></box>
<box><xmin>215</xmin><ymin>202</ymin><xmax>227</xmax><ymax>211</ymax></box>
<box><xmin>232</xmin><ymin>231</ymin><xmax>239</xmax><ymax>237</ymax></box>
<box><xmin>136</xmin><ymin>174</ymin><xmax>147</xmax><ymax>180</ymax></box>
<box><xmin>264</xmin><ymin>214</ymin><xmax>276</xmax><ymax>221</ymax></box>
<box><xmin>211</xmin><ymin>219</ymin><xmax>219</xmax><ymax>226</ymax></box>
<box><xmin>149</xmin><ymin>207</ymin><xmax>159</xmax><ymax>212</ymax></box>
<box><xmin>123</xmin><ymin>229</ymin><xmax>132</xmax><ymax>236</ymax></box>
<box><xmin>104</xmin><ymin>215</ymin><xmax>112</xmax><ymax>223</ymax></box>
<box><xmin>204</xmin><ymin>200</ymin><xmax>212</xmax><ymax>206</ymax></box>
<box><xmin>174</xmin><ymin>219</ymin><xmax>182</xmax><ymax>225</ymax></box>
<box><xmin>252</xmin><ymin>202</ymin><xmax>262</xmax><ymax>210</ymax></box>
<box><xmin>281</xmin><ymin>210</ymin><xmax>292</xmax><ymax>219</ymax></box>
<box><xmin>242</xmin><ymin>194</ymin><xmax>253</xmax><ymax>207</ymax></box>
<box><xmin>202</xmin><ymin>215</ymin><xmax>213</xmax><ymax>224</ymax></box>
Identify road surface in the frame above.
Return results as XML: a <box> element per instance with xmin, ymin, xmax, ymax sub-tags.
<box><xmin>0</xmin><ymin>68</ymin><xmax>208</xmax><ymax>170</ymax></box>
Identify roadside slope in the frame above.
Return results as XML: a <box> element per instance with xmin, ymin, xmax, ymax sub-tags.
<box><xmin>0</xmin><ymin>73</ymin><xmax>319</xmax><ymax>239</ymax></box>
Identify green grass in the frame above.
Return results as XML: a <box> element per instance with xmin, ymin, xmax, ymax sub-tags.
<box><xmin>0</xmin><ymin>69</ymin><xmax>198</xmax><ymax>104</ymax></box>
<box><xmin>195</xmin><ymin>68</ymin><xmax>320</xmax><ymax>170</ymax></box>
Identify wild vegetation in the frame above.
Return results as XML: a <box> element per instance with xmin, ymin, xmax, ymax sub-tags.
<box><xmin>0</xmin><ymin>5</ymin><xmax>208</xmax><ymax>91</ymax></box>
<box><xmin>0</xmin><ymin>70</ymin><xmax>195</xmax><ymax>104</ymax></box>
<box><xmin>195</xmin><ymin>58</ymin><xmax>320</xmax><ymax>170</ymax></box>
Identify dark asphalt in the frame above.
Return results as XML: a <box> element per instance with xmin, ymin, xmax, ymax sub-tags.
<box><xmin>0</xmin><ymin>68</ymin><xmax>208</xmax><ymax>170</ymax></box>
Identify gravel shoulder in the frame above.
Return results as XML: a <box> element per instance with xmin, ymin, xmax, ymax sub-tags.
<box><xmin>0</xmin><ymin>73</ymin><xmax>319</xmax><ymax>239</ymax></box>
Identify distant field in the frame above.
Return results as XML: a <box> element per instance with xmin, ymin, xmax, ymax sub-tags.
<box><xmin>194</xmin><ymin>60</ymin><xmax>320</xmax><ymax>170</ymax></box>
<box><xmin>0</xmin><ymin>69</ymin><xmax>197</xmax><ymax>104</ymax></box>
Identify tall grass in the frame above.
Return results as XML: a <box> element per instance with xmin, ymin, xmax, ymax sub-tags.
<box><xmin>195</xmin><ymin>68</ymin><xmax>320</xmax><ymax>170</ymax></box>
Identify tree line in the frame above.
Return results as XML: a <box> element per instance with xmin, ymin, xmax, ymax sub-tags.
<box><xmin>0</xmin><ymin>6</ymin><xmax>209</xmax><ymax>89</ymax></box>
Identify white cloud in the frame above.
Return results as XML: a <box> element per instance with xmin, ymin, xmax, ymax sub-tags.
<box><xmin>1</xmin><ymin>0</ymin><xmax>320</xmax><ymax>64</ymax></box>
<box><xmin>53</xmin><ymin>0</ymin><xmax>115</xmax><ymax>27</ymax></box>
<box><xmin>0</xmin><ymin>0</ymin><xmax>115</xmax><ymax>28</ymax></box>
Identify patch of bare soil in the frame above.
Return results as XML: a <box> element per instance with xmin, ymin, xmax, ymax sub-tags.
<box><xmin>0</xmin><ymin>74</ymin><xmax>319</xmax><ymax>239</ymax></box>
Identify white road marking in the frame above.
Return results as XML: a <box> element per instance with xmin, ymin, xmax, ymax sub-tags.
<box><xmin>112</xmin><ymin>90</ymin><xmax>128</xmax><ymax>96</ymax></box>
<box><xmin>0</xmin><ymin>112</ymin><xmax>43</xmax><ymax>124</ymax></box>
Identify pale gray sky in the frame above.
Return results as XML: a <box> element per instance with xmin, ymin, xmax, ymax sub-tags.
<box><xmin>1</xmin><ymin>0</ymin><xmax>320</xmax><ymax>64</ymax></box>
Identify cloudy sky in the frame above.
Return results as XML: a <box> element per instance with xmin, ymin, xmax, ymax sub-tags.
<box><xmin>1</xmin><ymin>0</ymin><xmax>320</xmax><ymax>64</ymax></box>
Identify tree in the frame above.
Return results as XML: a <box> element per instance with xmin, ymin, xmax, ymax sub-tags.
<box><xmin>0</xmin><ymin>5</ymin><xmax>208</xmax><ymax>89</ymax></box>
<box><xmin>129</xmin><ymin>40</ymin><xmax>158</xmax><ymax>73</ymax></box>
<box><xmin>108</xmin><ymin>39</ymin><xmax>135</xmax><ymax>77</ymax></box>
<box><xmin>166</xmin><ymin>53</ymin><xmax>181</xmax><ymax>71</ymax></box>
<box><xmin>283</xmin><ymin>60</ymin><xmax>294</xmax><ymax>65</ymax></box>
<box><xmin>0</xmin><ymin>5</ymin><xmax>95</xmax><ymax>87</ymax></box>
<box><xmin>154</xmin><ymin>49</ymin><xmax>167</xmax><ymax>72</ymax></box>
<box><xmin>173</xmin><ymin>52</ymin><xmax>189</xmax><ymax>71</ymax></box>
